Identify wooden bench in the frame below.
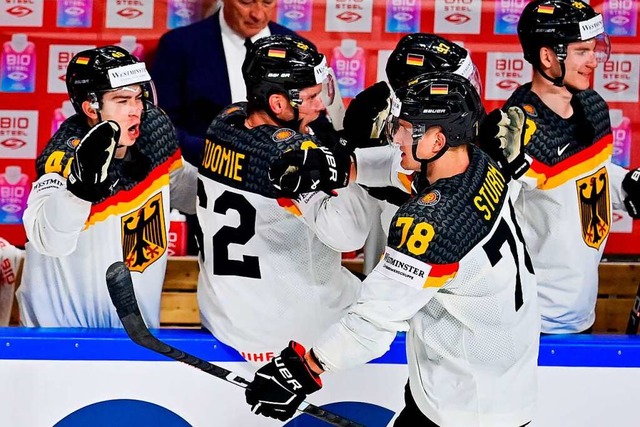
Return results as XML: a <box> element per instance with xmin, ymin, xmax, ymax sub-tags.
<box><xmin>594</xmin><ymin>262</ymin><xmax>640</xmax><ymax>333</ymax></box>
<box><xmin>160</xmin><ymin>256</ymin><xmax>201</xmax><ymax>327</ymax></box>
<box><xmin>8</xmin><ymin>258</ymin><xmax>639</xmax><ymax>333</ymax></box>
<box><xmin>160</xmin><ymin>259</ymin><xmax>640</xmax><ymax>333</ymax></box>
<box><xmin>159</xmin><ymin>256</ymin><xmax>364</xmax><ymax>328</ymax></box>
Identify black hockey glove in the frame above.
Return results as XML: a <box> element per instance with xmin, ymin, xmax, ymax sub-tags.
<box><xmin>269</xmin><ymin>146</ymin><xmax>351</xmax><ymax>197</ymax></box>
<box><xmin>478</xmin><ymin>106</ymin><xmax>530</xmax><ymax>180</ymax></box>
<box><xmin>246</xmin><ymin>341</ymin><xmax>322</xmax><ymax>422</ymax></box>
<box><xmin>308</xmin><ymin>117</ymin><xmax>346</xmax><ymax>152</ymax></box>
<box><xmin>623</xmin><ymin>168</ymin><xmax>640</xmax><ymax>219</ymax></box>
<box><xmin>343</xmin><ymin>81</ymin><xmax>393</xmax><ymax>148</ymax></box>
<box><xmin>67</xmin><ymin>120</ymin><xmax>120</xmax><ymax>202</ymax></box>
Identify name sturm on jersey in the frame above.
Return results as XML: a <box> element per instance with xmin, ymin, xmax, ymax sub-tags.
<box><xmin>473</xmin><ymin>163</ymin><xmax>506</xmax><ymax>221</ymax></box>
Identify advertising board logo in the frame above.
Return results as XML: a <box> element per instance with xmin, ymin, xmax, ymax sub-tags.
<box><xmin>435</xmin><ymin>0</ymin><xmax>480</xmax><ymax>34</ymax></box>
<box><xmin>64</xmin><ymin>6</ymin><xmax>84</xmax><ymax>16</ymax></box>
<box><xmin>394</xmin><ymin>11</ymin><xmax>412</xmax><ymax>22</ymax></box>
<box><xmin>325</xmin><ymin>0</ymin><xmax>373</xmax><ymax>32</ymax></box>
<box><xmin>603</xmin><ymin>81</ymin><xmax>629</xmax><ymax>92</ymax></box>
<box><xmin>337</xmin><ymin>11</ymin><xmax>361</xmax><ymax>22</ymax></box>
<box><xmin>285</xmin><ymin>10</ymin><xmax>304</xmax><ymax>19</ymax></box>
<box><xmin>0</xmin><ymin>110</ymin><xmax>38</xmax><ymax>159</ymax></box>
<box><xmin>0</xmin><ymin>116</ymin><xmax>29</xmax><ymax>148</ymax></box>
<box><xmin>174</xmin><ymin>7</ymin><xmax>193</xmax><ymax>18</ymax></box>
<box><xmin>6</xmin><ymin>6</ymin><xmax>32</xmax><ymax>17</ymax></box>
<box><xmin>610</xmin><ymin>15</ymin><xmax>629</xmax><ymax>25</ymax></box>
<box><xmin>54</xmin><ymin>399</ymin><xmax>190</xmax><ymax>426</ymax></box>
<box><xmin>485</xmin><ymin>53</ymin><xmax>531</xmax><ymax>100</ymax></box>
<box><xmin>1</xmin><ymin>0</ymin><xmax>43</xmax><ymax>26</ymax></box>
<box><xmin>117</xmin><ymin>7</ymin><xmax>143</xmax><ymax>19</ymax></box>
<box><xmin>445</xmin><ymin>13</ymin><xmax>470</xmax><ymax>24</ymax></box>
<box><xmin>497</xmin><ymin>80</ymin><xmax>520</xmax><ymax>90</ymax></box>
<box><xmin>595</xmin><ymin>54</ymin><xmax>639</xmax><ymax>102</ymax></box>
<box><xmin>0</xmin><ymin>138</ymin><xmax>26</xmax><ymax>149</ymax></box>
<box><xmin>501</xmin><ymin>13</ymin><xmax>519</xmax><ymax>23</ymax></box>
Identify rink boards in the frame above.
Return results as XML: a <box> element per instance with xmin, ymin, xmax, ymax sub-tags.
<box><xmin>0</xmin><ymin>328</ymin><xmax>639</xmax><ymax>427</ymax></box>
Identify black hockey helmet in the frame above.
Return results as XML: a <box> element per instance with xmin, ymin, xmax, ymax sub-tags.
<box><xmin>243</xmin><ymin>35</ymin><xmax>328</xmax><ymax>109</ymax></box>
<box><xmin>389</xmin><ymin>72</ymin><xmax>485</xmax><ymax>151</ymax></box>
<box><xmin>518</xmin><ymin>0</ymin><xmax>610</xmax><ymax>65</ymax></box>
<box><xmin>385</xmin><ymin>33</ymin><xmax>482</xmax><ymax>96</ymax></box>
<box><xmin>66</xmin><ymin>45</ymin><xmax>156</xmax><ymax>115</ymax></box>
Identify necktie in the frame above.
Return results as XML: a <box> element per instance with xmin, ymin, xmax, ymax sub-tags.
<box><xmin>244</xmin><ymin>37</ymin><xmax>254</xmax><ymax>54</ymax></box>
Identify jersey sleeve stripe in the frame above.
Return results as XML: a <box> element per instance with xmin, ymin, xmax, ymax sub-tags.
<box><xmin>85</xmin><ymin>151</ymin><xmax>180</xmax><ymax>226</ymax></box>
<box><xmin>424</xmin><ymin>262</ymin><xmax>459</xmax><ymax>288</ymax></box>
<box><xmin>526</xmin><ymin>134</ymin><xmax>613</xmax><ymax>189</ymax></box>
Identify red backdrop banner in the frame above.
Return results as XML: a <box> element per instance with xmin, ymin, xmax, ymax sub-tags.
<box><xmin>0</xmin><ymin>0</ymin><xmax>638</xmax><ymax>254</ymax></box>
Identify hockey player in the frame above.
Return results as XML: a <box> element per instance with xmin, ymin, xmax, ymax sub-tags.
<box><xmin>271</xmin><ymin>33</ymin><xmax>487</xmax><ymax>203</ymax></box>
<box><xmin>494</xmin><ymin>0</ymin><xmax>640</xmax><ymax>334</ymax></box>
<box><xmin>245</xmin><ymin>72</ymin><xmax>540</xmax><ymax>427</ymax></box>
<box><xmin>269</xmin><ymin>33</ymin><xmax>523</xmax><ymax>235</ymax></box>
<box><xmin>17</xmin><ymin>46</ymin><xmax>197</xmax><ymax>328</ymax></box>
<box><xmin>196</xmin><ymin>35</ymin><xmax>371</xmax><ymax>364</ymax></box>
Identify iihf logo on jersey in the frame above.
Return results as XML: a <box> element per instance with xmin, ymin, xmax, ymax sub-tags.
<box><xmin>121</xmin><ymin>192</ymin><xmax>167</xmax><ymax>272</ymax></box>
<box><xmin>576</xmin><ymin>167</ymin><xmax>610</xmax><ymax>250</ymax></box>
<box><xmin>418</xmin><ymin>190</ymin><xmax>441</xmax><ymax>206</ymax></box>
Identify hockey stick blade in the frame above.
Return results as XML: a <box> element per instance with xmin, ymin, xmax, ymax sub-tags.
<box><xmin>626</xmin><ymin>280</ymin><xmax>640</xmax><ymax>335</ymax></box>
<box><xmin>105</xmin><ymin>261</ymin><xmax>365</xmax><ymax>427</ymax></box>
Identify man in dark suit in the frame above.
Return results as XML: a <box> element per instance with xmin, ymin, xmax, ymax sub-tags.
<box><xmin>151</xmin><ymin>0</ymin><xmax>302</xmax><ymax>165</ymax></box>
<box><xmin>151</xmin><ymin>0</ymin><xmax>307</xmax><ymax>255</ymax></box>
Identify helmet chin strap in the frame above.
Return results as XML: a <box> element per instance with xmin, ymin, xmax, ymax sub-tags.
<box><xmin>413</xmin><ymin>142</ymin><xmax>449</xmax><ymax>183</ymax></box>
<box><xmin>265</xmin><ymin>92</ymin><xmax>303</xmax><ymax>130</ymax></box>
<box><xmin>536</xmin><ymin>47</ymin><xmax>567</xmax><ymax>87</ymax></box>
<box><xmin>537</xmin><ymin>61</ymin><xmax>566</xmax><ymax>87</ymax></box>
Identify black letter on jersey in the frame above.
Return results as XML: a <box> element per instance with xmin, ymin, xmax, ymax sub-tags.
<box><xmin>482</xmin><ymin>203</ymin><xmax>533</xmax><ymax>312</ymax></box>
<box><xmin>211</xmin><ymin>191</ymin><xmax>261</xmax><ymax>279</ymax></box>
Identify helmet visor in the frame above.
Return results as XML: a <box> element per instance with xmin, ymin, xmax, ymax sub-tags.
<box><xmin>385</xmin><ymin>98</ymin><xmax>427</xmax><ymax>147</ymax></box>
<box><xmin>320</xmin><ymin>66</ymin><xmax>344</xmax><ymax>128</ymax></box>
<box><xmin>454</xmin><ymin>52</ymin><xmax>483</xmax><ymax>97</ymax></box>
<box><xmin>594</xmin><ymin>33</ymin><xmax>611</xmax><ymax>64</ymax></box>
<box><xmin>578</xmin><ymin>14</ymin><xmax>610</xmax><ymax>63</ymax></box>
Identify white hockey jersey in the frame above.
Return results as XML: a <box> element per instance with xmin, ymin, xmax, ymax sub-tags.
<box><xmin>313</xmin><ymin>147</ymin><xmax>540</xmax><ymax>427</ymax></box>
<box><xmin>196</xmin><ymin>104</ymin><xmax>362</xmax><ymax>362</ymax></box>
<box><xmin>17</xmin><ymin>109</ymin><xmax>197</xmax><ymax>328</ymax></box>
<box><xmin>505</xmin><ymin>85</ymin><xmax>628</xmax><ymax>334</ymax></box>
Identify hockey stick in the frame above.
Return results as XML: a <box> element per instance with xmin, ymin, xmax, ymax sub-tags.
<box><xmin>625</xmin><ymin>280</ymin><xmax>640</xmax><ymax>335</ymax></box>
<box><xmin>106</xmin><ymin>261</ymin><xmax>364</xmax><ymax>427</ymax></box>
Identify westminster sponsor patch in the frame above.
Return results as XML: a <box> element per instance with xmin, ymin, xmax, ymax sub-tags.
<box><xmin>375</xmin><ymin>246</ymin><xmax>431</xmax><ymax>289</ymax></box>
<box><xmin>107</xmin><ymin>62</ymin><xmax>151</xmax><ymax>88</ymax></box>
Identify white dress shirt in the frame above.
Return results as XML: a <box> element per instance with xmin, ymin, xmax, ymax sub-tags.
<box><xmin>219</xmin><ymin>7</ymin><xmax>271</xmax><ymax>103</ymax></box>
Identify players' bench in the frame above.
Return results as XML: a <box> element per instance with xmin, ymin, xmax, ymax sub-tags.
<box><xmin>594</xmin><ymin>261</ymin><xmax>640</xmax><ymax>334</ymax></box>
<box><xmin>7</xmin><ymin>256</ymin><xmax>362</xmax><ymax>327</ymax></box>
<box><xmin>159</xmin><ymin>256</ymin><xmax>365</xmax><ymax>328</ymax></box>
<box><xmin>8</xmin><ymin>258</ymin><xmax>639</xmax><ymax>332</ymax></box>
